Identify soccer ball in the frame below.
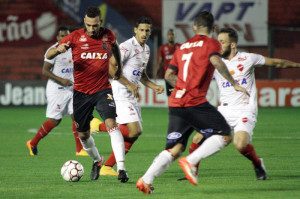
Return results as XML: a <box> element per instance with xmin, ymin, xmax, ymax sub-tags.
<box><xmin>61</xmin><ymin>160</ymin><xmax>84</xmax><ymax>182</ymax></box>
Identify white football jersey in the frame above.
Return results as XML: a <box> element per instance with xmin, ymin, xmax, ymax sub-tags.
<box><xmin>112</xmin><ymin>36</ymin><xmax>150</xmax><ymax>101</ymax></box>
<box><xmin>214</xmin><ymin>52</ymin><xmax>265</xmax><ymax>113</ymax></box>
<box><xmin>44</xmin><ymin>43</ymin><xmax>73</xmax><ymax>93</ymax></box>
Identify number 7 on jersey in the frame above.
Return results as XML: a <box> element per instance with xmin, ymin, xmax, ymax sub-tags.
<box><xmin>182</xmin><ymin>52</ymin><xmax>193</xmax><ymax>82</ymax></box>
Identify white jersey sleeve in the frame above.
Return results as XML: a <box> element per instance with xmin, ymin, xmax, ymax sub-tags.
<box><xmin>44</xmin><ymin>43</ymin><xmax>57</xmax><ymax>64</ymax></box>
<box><xmin>249</xmin><ymin>53</ymin><xmax>265</xmax><ymax>68</ymax></box>
<box><xmin>120</xmin><ymin>42</ymin><xmax>131</xmax><ymax>63</ymax></box>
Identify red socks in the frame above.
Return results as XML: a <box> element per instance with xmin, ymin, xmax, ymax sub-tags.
<box><xmin>30</xmin><ymin>120</ymin><xmax>55</xmax><ymax>147</ymax></box>
<box><xmin>105</xmin><ymin>141</ymin><xmax>133</xmax><ymax>167</ymax></box>
<box><xmin>72</xmin><ymin>121</ymin><xmax>83</xmax><ymax>152</ymax></box>
<box><xmin>239</xmin><ymin>144</ymin><xmax>261</xmax><ymax>167</ymax></box>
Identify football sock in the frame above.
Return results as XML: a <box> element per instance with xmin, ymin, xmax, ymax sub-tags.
<box><xmin>31</xmin><ymin>120</ymin><xmax>55</xmax><ymax>147</ymax></box>
<box><xmin>99</xmin><ymin>123</ymin><xmax>130</xmax><ymax>139</ymax></box>
<box><xmin>105</xmin><ymin>141</ymin><xmax>133</xmax><ymax>167</ymax></box>
<box><xmin>99</xmin><ymin>123</ymin><xmax>107</xmax><ymax>132</ymax></box>
<box><xmin>187</xmin><ymin>135</ymin><xmax>226</xmax><ymax>165</ymax></box>
<box><xmin>142</xmin><ymin>150</ymin><xmax>174</xmax><ymax>184</ymax></box>
<box><xmin>72</xmin><ymin>122</ymin><xmax>83</xmax><ymax>152</ymax></box>
<box><xmin>239</xmin><ymin>144</ymin><xmax>261</xmax><ymax>167</ymax></box>
<box><xmin>108</xmin><ymin>126</ymin><xmax>126</xmax><ymax>171</ymax></box>
<box><xmin>189</xmin><ymin>142</ymin><xmax>201</xmax><ymax>174</ymax></box>
<box><xmin>79</xmin><ymin>136</ymin><xmax>101</xmax><ymax>162</ymax></box>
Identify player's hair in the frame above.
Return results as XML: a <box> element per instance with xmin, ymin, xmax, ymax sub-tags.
<box><xmin>219</xmin><ymin>28</ymin><xmax>238</xmax><ymax>43</ymax></box>
<box><xmin>85</xmin><ymin>7</ymin><xmax>101</xmax><ymax>18</ymax></box>
<box><xmin>57</xmin><ymin>26</ymin><xmax>69</xmax><ymax>35</ymax></box>
<box><xmin>135</xmin><ymin>16</ymin><xmax>152</xmax><ymax>27</ymax></box>
<box><xmin>168</xmin><ymin>29</ymin><xmax>174</xmax><ymax>33</ymax></box>
<box><xmin>194</xmin><ymin>11</ymin><xmax>214</xmax><ymax>32</ymax></box>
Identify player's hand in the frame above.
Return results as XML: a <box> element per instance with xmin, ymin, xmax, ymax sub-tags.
<box><xmin>127</xmin><ymin>82</ymin><xmax>140</xmax><ymax>98</ymax></box>
<box><xmin>61</xmin><ymin>79</ymin><xmax>73</xmax><ymax>86</ymax></box>
<box><xmin>56</xmin><ymin>41</ymin><xmax>70</xmax><ymax>53</ymax></box>
<box><xmin>233</xmin><ymin>84</ymin><xmax>249</xmax><ymax>98</ymax></box>
<box><xmin>154</xmin><ymin>85</ymin><xmax>164</xmax><ymax>94</ymax></box>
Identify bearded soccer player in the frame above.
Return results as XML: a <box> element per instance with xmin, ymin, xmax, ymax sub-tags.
<box><xmin>156</xmin><ymin>29</ymin><xmax>180</xmax><ymax>96</ymax></box>
<box><xmin>136</xmin><ymin>12</ymin><xmax>248</xmax><ymax>194</ymax></box>
<box><xmin>90</xmin><ymin>16</ymin><xmax>164</xmax><ymax>176</ymax></box>
<box><xmin>46</xmin><ymin>7</ymin><xmax>129</xmax><ymax>183</ymax></box>
<box><xmin>187</xmin><ymin>27</ymin><xmax>300</xmax><ymax>181</ymax></box>
<box><xmin>26</xmin><ymin>26</ymin><xmax>87</xmax><ymax>157</ymax></box>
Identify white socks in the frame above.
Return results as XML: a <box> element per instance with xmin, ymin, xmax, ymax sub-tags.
<box><xmin>142</xmin><ymin>150</ymin><xmax>174</xmax><ymax>184</ymax></box>
<box><xmin>80</xmin><ymin>136</ymin><xmax>102</xmax><ymax>162</ymax></box>
<box><xmin>108</xmin><ymin>127</ymin><xmax>126</xmax><ymax>171</ymax></box>
<box><xmin>187</xmin><ymin>135</ymin><xmax>226</xmax><ymax>165</ymax></box>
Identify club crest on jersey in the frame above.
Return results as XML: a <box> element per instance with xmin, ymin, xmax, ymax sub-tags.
<box><xmin>135</xmin><ymin>49</ymin><xmax>140</xmax><ymax>54</ymax></box>
<box><xmin>237</xmin><ymin>64</ymin><xmax>244</xmax><ymax>72</ymax></box>
<box><xmin>81</xmin><ymin>52</ymin><xmax>108</xmax><ymax>59</ymax></box>
<box><xmin>79</xmin><ymin>35</ymin><xmax>87</xmax><ymax>42</ymax></box>
<box><xmin>102</xmin><ymin>42</ymin><xmax>108</xmax><ymax>50</ymax></box>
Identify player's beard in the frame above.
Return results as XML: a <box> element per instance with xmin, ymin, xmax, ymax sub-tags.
<box><xmin>221</xmin><ymin>45</ymin><xmax>231</xmax><ymax>59</ymax></box>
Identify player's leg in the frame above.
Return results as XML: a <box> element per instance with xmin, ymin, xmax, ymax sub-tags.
<box><xmin>234</xmin><ymin>113</ymin><xmax>267</xmax><ymax>180</ymax></box>
<box><xmin>178</xmin><ymin>102</ymin><xmax>232</xmax><ymax>185</ymax></box>
<box><xmin>137</xmin><ymin>107</ymin><xmax>194</xmax><ymax>194</ymax></box>
<box><xmin>27</xmin><ymin>93</ymin><xmax>64</xmax><ymax>155</ymax></box>
<box><xmin>95</xmin><ymin>89</ymin><xmax>128</xmax><ymax>183</ymax></box>
<box><xmin>70</xmin><ymin>114</ymin><xmax>88</xmax><ymax>156</ymax></box>
<box><xmin>102</xmin><ymin>121</ymin><xmax>141</xmax><ymax>175</ymax></box>
<box><xmin>73</xmin><ymin>90</ymin><xmax>104</xmax><ymax>180</ymax></box>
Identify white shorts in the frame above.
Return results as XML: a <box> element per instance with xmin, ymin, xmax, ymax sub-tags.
<box><xmin>218</xmin><ymin>106</ymin><xmax>257</xmax><ymax>138</ymax></box>
<box><xmin>46</xmin><ymin>90</ymin><xmax>73</xmax><ymax>120</ymax></box>
<box><xmin>115</xmin><ymin>100</ymin><xmax>142</xmax><ymax>124</ymax></box>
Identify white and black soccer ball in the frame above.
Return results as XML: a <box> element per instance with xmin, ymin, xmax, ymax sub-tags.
<box><xmin>61</xmin><ymin>160</ymin><xmax>84</xmax><ymax>182</ymax></box>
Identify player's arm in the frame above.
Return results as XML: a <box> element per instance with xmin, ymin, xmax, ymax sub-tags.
<box><xmin>46</xmin><ymin>42</ymin><xmax>70</xmax><ymax>60</ymax></box>
<box><xmin>155</xmin><ymin>55</ymin><xmax>164</xmax><ymax>79</ymax></box>
<box><xmin>264</xmin><ymin>57</ymin><xmax>300</xmax><ymax>68</ymax></box>
<box><xmin>164</xmin><ymin>67</ymin><xmax>177</xmax><ymax>88</ymax></box>
<box><xmin>140</xmin><ymin>70</ymin><xmax>164</xmax><ymax>94</ymax></box>
<box><xmin>111</xmin><ymin>41</ymin><xmax>123</xmax><ymax>80</ymax></box>
<box><xmin>109</xmin><ymin>55</ymin><xmax>139</xmax><ymax>98</ymax></box>
<box><xmin>42</xmin><ymin>61</ymin><xmax>73</xmax><ymax>86</ymax></box>
<box><xmin>210</xmin><ymin>55</ymin><xmax>249</xmax><ymax>96</ymax></box>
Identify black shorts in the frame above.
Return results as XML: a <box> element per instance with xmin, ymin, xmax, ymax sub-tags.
<box><xmin>73</xmin><ymin>88</ymin><xmax>117</xmax><ymax>132</ymax></box>
<box><xmin>165</xmin><ymin>81</ymin><xmax>173</xmax><ymax>96</ymax></box>
<box><xmin>165</xmin><ymin>102</ymin><xmax>231</xmax><ymax>150</ymax></box>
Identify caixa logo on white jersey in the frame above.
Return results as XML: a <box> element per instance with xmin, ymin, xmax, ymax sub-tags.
<box><xmin>81</xmin><ymin>52</ymin><xmax>108</xmax><ymax>59</ymax></box>
<box><xmin>223</xmin><ymin>78</ymin><xmax>247</xmax><ymax>88</ymax></box>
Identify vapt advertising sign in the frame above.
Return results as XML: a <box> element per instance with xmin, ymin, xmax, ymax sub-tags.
<box><xmin>0</xmin><ymin>11</ymin><xmax>60</xmax><ymax>46</ymax></box>
<box><xmin>163</xmin><ymin>0</ymin><xmax>268</xmax><ymax>46</ymax></box>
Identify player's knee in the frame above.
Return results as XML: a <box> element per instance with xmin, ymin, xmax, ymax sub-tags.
<box><xmin>49</xmin><ymin>118</ymin><xmax>61</xmax><ymax>126</ymax></box>
<box><xmin>78</xmin><ymin>131</ymin><xmax>90</xmax><ymax>141</ymax></box>
<box><xmin>233</xmin><ymin>139</ymin><xmax>247</xmax><ymax>150</ymax></box>
<box><xmin>192</xmin><ymin>133</ymin><xmax>203</xmax><ymax>144</ymax></box>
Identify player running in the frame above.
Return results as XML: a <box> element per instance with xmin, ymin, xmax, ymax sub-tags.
<box><xmin>46</xmin><ymin>7</ymin><xmax>129</xmax><ymax>182</ymax></box>
<box><xmin>90</xmin><ymin>16</ymin><xmax>164</xmax><ymax>176</ymax></box>
<box><xmin>136</xmin><ymin>12</ymin><xmax>247</xmax><ymax>194</ymax></box>
<box><xmin>187</xmin><ymin>27</ymin><xmax>300</xmax><ymax>180</ymax></box>
<box><xmin>27</xmin><ymin>26</ymin><xmax>87</xmax><ymax>157</ymax></box>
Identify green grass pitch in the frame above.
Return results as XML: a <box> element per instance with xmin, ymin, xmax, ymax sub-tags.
<box><xmin>0</xmin><ymin>107</ymin><xmax>300</xmax><ymax>198</ymax></box>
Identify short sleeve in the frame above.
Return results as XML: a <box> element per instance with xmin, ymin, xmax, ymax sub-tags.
<box><xmin>43</xmin><ymin>45</ymin><xmax>56</xmax><ymax>64</ymax></box>
<box><xmin>208</xmin><ymin>39</ymin><xmax>221</xmax><ymax>58</ymax></box>
<box><xmin>249</xmin><ymin>53</ymin><xmax>265</xmax><ymax>67</ymax></box>
<box><xmin>59</xmin><ymin>32</ymin><xmax>73</xmax><ymax>47</ymax></box>
<box><xmin>119</xmin><ymin>42</ymin><xmax>131</xmax><ymax>63</ymax></box>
